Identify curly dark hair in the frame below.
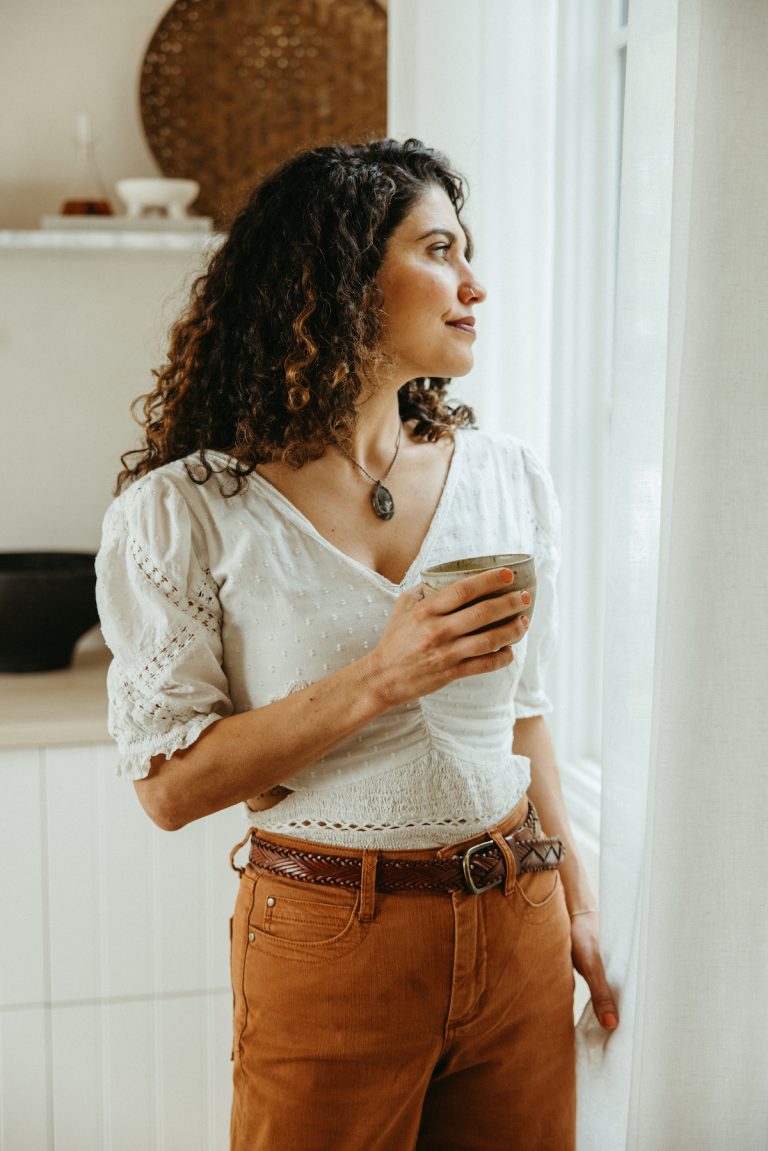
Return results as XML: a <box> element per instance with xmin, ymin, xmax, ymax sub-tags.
<box><xmin>116</xmin><ymin>137</ymin><xmax>476</xmax><ymax>494</ymax></box>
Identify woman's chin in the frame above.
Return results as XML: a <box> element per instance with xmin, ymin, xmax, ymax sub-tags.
<box><xmin>443</xmin><ymin>355</ymin><xmax>475</xmax><ymax>379</ymax></box>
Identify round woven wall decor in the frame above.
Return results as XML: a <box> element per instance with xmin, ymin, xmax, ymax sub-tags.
<box><xmin>139</xmin><ymin>0</ymin><xmax>387</xmax><ymax>227</ymax></box>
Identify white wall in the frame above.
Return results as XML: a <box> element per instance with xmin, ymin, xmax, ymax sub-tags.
<box><xmin>0</xmin><ymin>242</ymin><xmax>211</xmax><ymax>551</ymax></box>
<box><xmin>1</xmin><ymin>0</ymin><xmax>170</xmax><ymax>228</ymax></box>
<box><xmin>0</xmin><ymin>0</ymin><xmax>214</xmax><ymax>552</ymax></box>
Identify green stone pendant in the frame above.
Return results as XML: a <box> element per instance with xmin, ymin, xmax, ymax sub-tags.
<box><xmin>371</xmin><ymin>482</ymin><xmax>395</xmax><ymax>520</ymax></box>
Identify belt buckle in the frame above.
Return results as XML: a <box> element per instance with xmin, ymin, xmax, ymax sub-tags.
<box><xmin>460</xmin><ymin>838</ymin><xmax>504</xmax><ymax>895</ymax></box>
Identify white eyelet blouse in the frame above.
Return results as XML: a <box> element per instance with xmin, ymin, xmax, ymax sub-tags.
<box><xmin>95</xmin><ymin>428</ymin><xmax>561</xmax><ymax>849</ymax></box>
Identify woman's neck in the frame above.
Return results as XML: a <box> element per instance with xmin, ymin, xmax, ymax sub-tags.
<box><xmin>344</xmin><ymin>385</ymin><xmax>404</xmax><ymax>476</ymax></box>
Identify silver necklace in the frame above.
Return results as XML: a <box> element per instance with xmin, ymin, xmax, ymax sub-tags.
<box><xmin>337</xmin><ymin>424</ymin><xmax>402</xmax><ymax>521</ymax></box>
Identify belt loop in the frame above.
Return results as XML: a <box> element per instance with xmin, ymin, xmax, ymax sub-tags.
<box><xmin>229</xmin><ymin>827</ymin><xmax>253</xmax><ymax>876</ymax></box>
<box><xmin>489</xmin><ymin>829</ymin><xmax>518</xmax><ymax>897</ymax></box>
<box><xmin>357</xmin><ymin>850</ymin><xmax>378</xmax><ymax>922</ymax></box>
<box><xmin>528</xmin><ymin>801</ymin><xmax>543</xmax><ymax>837</ymax></box>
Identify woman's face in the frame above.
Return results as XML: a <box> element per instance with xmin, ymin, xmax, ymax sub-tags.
<box><xmin>374</xmin><ymin>184</ymin><xmax>486</xmax><ymax>384</ymax></box>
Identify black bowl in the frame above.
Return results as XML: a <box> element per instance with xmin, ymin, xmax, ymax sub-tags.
<box><xmin>0</xmin><ymin>552</ymin><xmax>100</xmax><ymax>673</ymax></box>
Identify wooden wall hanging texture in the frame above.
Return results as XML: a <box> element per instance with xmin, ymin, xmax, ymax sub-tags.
<box><xmin>139</xmin><ymin>0</ymin><xmax>387</xmax><ymax>228</ymax></box>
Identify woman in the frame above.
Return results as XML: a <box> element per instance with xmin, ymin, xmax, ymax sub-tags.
<box><xmin>96</xmin><ymin>138</ymin><xmax>618</xmax><ymax>1151</ymax></box>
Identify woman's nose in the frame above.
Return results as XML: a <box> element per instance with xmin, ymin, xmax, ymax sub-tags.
<box><xmin>459</xmin><ymin>278</ymin><xmax>487</xmax><ymax>305</ymax></box>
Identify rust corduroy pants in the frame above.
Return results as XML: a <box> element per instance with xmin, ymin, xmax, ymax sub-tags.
<box><xmin>230</xmin><ymin>795</ymin><xmax>576</xmax><ymax>1151</ymax></box>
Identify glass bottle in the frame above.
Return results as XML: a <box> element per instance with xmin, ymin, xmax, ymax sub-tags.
<box><xmin>60</xmin><ymin>112</ymin><xmax>113</xmax><ymax>216</ymax></box>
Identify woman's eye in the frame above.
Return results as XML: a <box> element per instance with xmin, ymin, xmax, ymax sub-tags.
<box><xmin>430</xmin><ymin>244</ymin><xmax>451</xmax><ymax>260</ymax></box>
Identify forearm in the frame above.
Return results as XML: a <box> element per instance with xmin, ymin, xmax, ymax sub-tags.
<box><xmin>136</xmin><ymin>654</ymin><xmax>387</xmax><ymax>830</ymax></box>
<box><xmin>513</xmin><ymin>715</ymin><xmax>595</xmax><ymax>913</ymax></box>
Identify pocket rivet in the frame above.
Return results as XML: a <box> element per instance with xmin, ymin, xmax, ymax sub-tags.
<box><xmin>247</xmin><ymin>931</ymin><xmax>255</xmax><ymax>942</ymax></box>
<box><xmin>266</xmin><ymin>896</ymin><xmax>276</xmax><ymax>907</ymax></box>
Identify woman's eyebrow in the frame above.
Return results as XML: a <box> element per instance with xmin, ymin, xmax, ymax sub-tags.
<box><xmin>416</xmin><ymin>227</ymin><xmax>457</xmax><ymax>242</ymax></box>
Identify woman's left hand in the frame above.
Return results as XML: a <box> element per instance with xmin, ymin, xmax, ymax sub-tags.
<box><xmin>570</xmin><ymin>911</ymin><xmax>619</xmax><ymax>1031</ymax></box>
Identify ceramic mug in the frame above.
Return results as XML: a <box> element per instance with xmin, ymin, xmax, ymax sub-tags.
<box><xmin>420</xmin><ymin>553</ymin><xmax>536</xmax><ymax>632</ymax></box>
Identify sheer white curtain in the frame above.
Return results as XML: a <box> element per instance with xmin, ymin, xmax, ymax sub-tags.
<box><xmin>387</xmin><ymin>0</ymin><xmax>558</xmax><ymax>459</ymax></box>
<box><xmin>389</xmin><ymin>1</ymin><xmax>768</xmax><ymax>1143</ymax></box>
<box><xmin>578</xmin><ymin>1</ymin><xmax>768</xmax><ymax>1147</ymax></box>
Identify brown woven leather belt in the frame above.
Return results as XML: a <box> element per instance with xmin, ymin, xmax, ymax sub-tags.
<box><xmin>248</xmin><ymin>804</ymin><xmax>565</xmax><ymax>896</ymax></box>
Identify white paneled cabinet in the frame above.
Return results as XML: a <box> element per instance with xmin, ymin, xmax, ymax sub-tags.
<box><xmin>0</xmin><ymin>741</ymin><xmax>244</xmax><ymax>1151</ymax></box>
<box><xmin>0</xmin><ymin>1006</ymin><xmax>50</xmax><ymax>1149</ymax></box>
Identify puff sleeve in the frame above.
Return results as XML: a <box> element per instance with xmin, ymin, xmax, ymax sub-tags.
<box><xmin>95</xmin><ymin>473</ymin><xmax>233</xmax><ymax>780</ymax></box>
<box><xmin>512</xmin><ymin>443</ymin><xmax>562</xmax><ymax>718</ymax></box>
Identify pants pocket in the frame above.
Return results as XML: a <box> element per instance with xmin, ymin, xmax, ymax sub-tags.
<box><xmin>260</xmin><ymin>887</ymin><xmax>359</xmax><ymax>943</ymax></box>
<box><xmin>244</xmin><ymin>870</ymin><xmax>370</xmax><ymax>962</ymax></box>
<box><xmin>246</xmin><ymin>870</ymin><xmax>366</xmax><ymax>953</ymax></box>
<box><xmin>507</xmin><ymin>869</ymin><xmax>566</xmax><ymax>924</ymax></box>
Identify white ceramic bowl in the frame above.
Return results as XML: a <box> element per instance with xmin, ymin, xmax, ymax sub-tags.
<box><xmin>115</xmin><ymin>177</ymin><xmax>200</xmax><ymax>219</ymax></box>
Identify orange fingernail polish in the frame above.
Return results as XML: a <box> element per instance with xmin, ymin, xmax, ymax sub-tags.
<box><xmin>521</xmin><ymin>591</ymin><xmax>531</xmax><ymax>605</ymax></box>
<box><xmin>500</xmin><ymin>569</ymin><xmax>514</xmax><ymax>583</ymax></box>
<box><xmin>603</xmin><ymin>1013</ymin><xmax>618</xmax><ymax>1029</ymax></box>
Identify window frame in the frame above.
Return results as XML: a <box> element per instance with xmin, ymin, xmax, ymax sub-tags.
<box><xmin>548</xmin><ymin>0</ymin><xmax>629</xmax><ymax>865</ymax></box>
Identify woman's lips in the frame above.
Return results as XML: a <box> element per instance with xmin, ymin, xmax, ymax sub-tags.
<box><xmin>446</xmin><ymin>317</ymin><xmax>476</xmax><ymax>335</ymax></box>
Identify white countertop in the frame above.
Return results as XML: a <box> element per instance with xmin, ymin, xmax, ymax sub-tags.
<box><xmin>0</xmin><ymin>628</ymin><xmax>111</xmax><ymax>748</ymax></box>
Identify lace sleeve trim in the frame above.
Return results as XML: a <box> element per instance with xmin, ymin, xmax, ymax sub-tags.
<box><xmin>128</xmin><ymin>536</ymin><xmax>221</xmax><ymax>632</ymax></box>
<box><xmin>113</xmin><ymin>713</ymin><xmax>223</xmax><ymax>781</ymax></box>
<box><xmin>113</xmin><ymin>623</ymin><xmax>201</xmax><ymax>699</ymax></box>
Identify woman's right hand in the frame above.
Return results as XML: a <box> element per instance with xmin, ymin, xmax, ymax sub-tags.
<box><xmin>363</xmin><ymin>567</ymin><xmax>532</xmax><ymax>709</ymax></box>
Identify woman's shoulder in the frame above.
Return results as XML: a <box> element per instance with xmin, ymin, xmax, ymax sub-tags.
<box><xmin>113</xmin><ymin>456</ymin><xmax>190</xmax><ymax>502</ymax></box>
<box><xmin>457</xmin><ymin>426</ymin><xmax>550</xmax><ymax>478</ymax></box>
<box><xmin>107</xmin><ymin>451</ymin><xmax>236</xmax><ymax>519</ymax></box>
<box><xmin>456</xmin><ymin>427</ymin><xmax>559</xmax><ymax>536</ymax></box>
<box><xmin>100</xmin><ymin>454</ymin><xmax>232</xmax><ymax>558</ymax></box>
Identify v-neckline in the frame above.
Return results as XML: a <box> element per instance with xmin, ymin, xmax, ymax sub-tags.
<box><xmin>221</xmin><ymin>433</ymin><xmax>464</xmax><ymax>593</ymax></box>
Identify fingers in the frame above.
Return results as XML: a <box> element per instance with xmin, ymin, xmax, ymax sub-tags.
<box><xmin>456</xmin><ymin>643</ymin><xmax>516</xmax><ymax>679</ymax></box>
<box><xmin>245</xmin><ymin>785</ymin><xmax>293</xmax><ymax>813</ymax></box>
<box><xmin>452</xmin><ymin>597</ymin><xmax>531</xmax><ymax>657</ymax></box>
<box><xmin>430</xmin><ymin>566</ymin><xmax>518</xmax><ymax>611</ymax></box>
<box><xmin>570</xmin><ymin>913</ymin><xmax>619</xmax><ymax>1032</ymax></box>
<box><xmin>391</xmin><ymin>577</ymin><xmax>529</xmax><ymax>683</ymax></box>
<box><xmin>423</xmin><ymin>571</ymin><xmax>533</xmax><ymax>642</ymax></box>
<box><xmin>584</xmin><ymin>953</ymin><xmax>619</xmax><ymax>1031</ymax></box>
<box><xmin>381</xmin><ymin>574</ymin><xmax>528</xmax><ymax>700</ymax></box>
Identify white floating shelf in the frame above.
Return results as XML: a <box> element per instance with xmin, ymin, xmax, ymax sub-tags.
<box><xmin>0</xmin><ymin>229</ymin><xmax>224</xmax><ymax>251</ymax></box>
